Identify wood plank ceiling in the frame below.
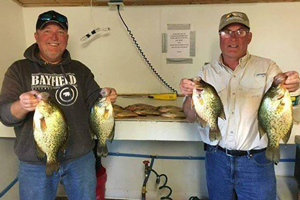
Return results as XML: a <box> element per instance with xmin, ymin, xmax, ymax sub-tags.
<box><xmin>12</xmin><ymin>0</ymin><xmax>300</xmax><ymax>7</ymax></box>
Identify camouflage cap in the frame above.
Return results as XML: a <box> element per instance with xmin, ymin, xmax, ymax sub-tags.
<box><xmin>219</xmin><ymin>11</ymin><xmax>250</xmax><ymax>31</ymax></box>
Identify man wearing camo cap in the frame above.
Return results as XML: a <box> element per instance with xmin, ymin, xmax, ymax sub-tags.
<box><xmin>180</xmin><ymin>11</ymin><xmax>299</xmax><ymax>200</ymax></box>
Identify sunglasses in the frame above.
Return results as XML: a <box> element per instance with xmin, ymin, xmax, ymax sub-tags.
<box><xmin>39</xmin><ymin>13</ymin><xmax>67</xmax><ymax>23</ymax></box>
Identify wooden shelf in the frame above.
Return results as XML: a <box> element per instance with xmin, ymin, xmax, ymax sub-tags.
<box><xmin>12</xmin><ymin>0</ymin><xmax>300</xmax><ymax>7</ymax></box>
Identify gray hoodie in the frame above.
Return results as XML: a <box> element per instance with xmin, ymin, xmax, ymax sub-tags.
<box><xmin>0</xmin><ymin>43</ymin><xmax>101</xmax><ymax>164</ymax></box>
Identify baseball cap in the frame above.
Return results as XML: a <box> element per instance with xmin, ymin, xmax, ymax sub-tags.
<box><xmin>36</xmin><ymin>10</ymin><xmax>68</xmax><ymax>30</ymax></box>
<box><xmin>219</xmin><ymin>11</ymin><xmax>250</xmax><ymax>31</ymax></box>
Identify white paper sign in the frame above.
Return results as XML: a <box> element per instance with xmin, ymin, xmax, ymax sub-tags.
<box><xmin>167</xmin><ymin>30</ymin><xmax>190</xmax><ymax>58</ymax></box>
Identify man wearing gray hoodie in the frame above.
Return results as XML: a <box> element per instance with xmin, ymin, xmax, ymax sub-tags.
<box><xmin>0</xmin><ymin>10</ymin><xmax>117</xmax><ymax>200</ymax></box>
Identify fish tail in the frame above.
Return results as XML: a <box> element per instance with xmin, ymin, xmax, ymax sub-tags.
<box><xmin>266</xmin><ymin>146</ymin><xmax>280</xmax><ymax>164</ymax></box>
<box><xmin>46</xmin><ymin>161</ymin><xmax>60</xmax><ymax>177</ymax></box>
<box><xmin>97</xmin><ymin>143</ymin><xmax>108</xmax><ymax>157</ymax></box>
<box><xmin>209</xmin><ymin>128</ymin><xmax>221</xmax><ymax>142</ymax></box>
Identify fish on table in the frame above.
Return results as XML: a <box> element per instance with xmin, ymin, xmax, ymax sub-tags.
<box><xmin>160</xmin><ymin>111</ymin><xmax>186</xmax><ymax>119</ymax></box>
<box><xmin>114</xmin><ymin>109</ymin><xmax>139</xmax><ymax>118</ymax></box>
<box><xmin>133</xmin><ymin>108</ymin><xmax>160</xmax><ymax>116</ymax></box>
<box><xmin>157</xmin><ymin>105</ymin><xmax>183</xmax><ymax>113</ymax></box>
<box><xmin>113</xmin><ymin>104</ymin><xmax>124</xmax><ymax>112</ymax></box>
<box><xmin>125</xmin><ymin>103</ymin><xmax>157</xmax><ymax>111</ymax></box>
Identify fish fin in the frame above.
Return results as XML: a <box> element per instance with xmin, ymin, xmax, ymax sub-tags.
<box><xmin>35</xmin><ymin>144</ymin><xmax>46</xmax><ymax>160</ymax></box>
<box><xmin>103</xmin><ymin>109</ymin><xmax>109</xmax><ymax>120</ymax></box>
<box><xmin>46</xmin><ymin>161</ymin><xmax>60</xmax><ymax>177</ymax></box>
<box><xmin>258</xmin><ymin>125</ymin><xmax>266</xmax><ymax>139</ymax></box>
<box><xmin>219</xmin><ymin>109</ymin><xmax>226</xmax><ymax>120</ymax></box>
<box><xmin>199</xmin><ymin>98</ymin><xmax>204</xmax><ymax>105</ymax></box>
<box><xmin>88</xmin><ymin>119</ymin><xmax>96</xmax><ymax>139</ymax></box>
<box><xmin>282</xmin><ymin>124</ymin><xmax>293</xmax><ymax>144</ymax></box>
<box><xmin>97</xmin><ymin>142</ymin><xmax>108</xmax><ymax>157</ymax></box>
<box><xmin>209</xmin><ymin>129</ymin><xmax>222</xmax><ymax>142</ymax></box>
<box><xmin>196</xmin><ymin>116</ymin><xmax>207</xmax><ymax>128</ymax></box>
<box><xmin>108</xmin><ymin>125</ymin><xmax>115</xmax><ymax>143</ymax></box>
<box><xmin>266</xmin><ymin>146</ymin><xmax>280</xmax><ymax>164</ymax></box>
<box><xmin>40</xmin><ymin>117</ymin><xmax>47</xmax><ymax>132</ymax></box>
<box><xmin>190</xmin><ymin>99</ymin><xmax>194</xmax><ymax>110</ymax></box>
<box><xmin>90</xmin><ymin>129</ymin><xmax>96</xmax><ymax>139</ymax></box>
<box><xmin>60</xmin><ymin>129</ymin><xmax>69</xmax><ymax>154</ymax></box>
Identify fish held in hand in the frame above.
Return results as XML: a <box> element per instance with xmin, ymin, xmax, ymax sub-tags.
<box><xmin>258</xmin><ymin>73</ymin><xmax>293</xmax><ymax>163</ymax></box>
<box><xmin>192</xmin><ymin>77</ymin><xmax>226</xmax><ymax>141</ymax></box>
<box><xmin>33</xmin><ymin>92</ymin><xmax>69</xmax><ymax>176</ymax></box>
<box><xmin>90</xmin><ymin>92</ymin><xmax>115</xmax><ymax>157</ymax></box>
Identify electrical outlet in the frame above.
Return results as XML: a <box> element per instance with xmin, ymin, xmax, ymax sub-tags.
<box><xmin>107</xmin><ymin>0</ymin><xmax>124</xmax><ymax>7</ymax></box>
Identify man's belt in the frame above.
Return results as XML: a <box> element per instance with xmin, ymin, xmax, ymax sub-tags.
<box><xmin>218</xmin><ymin>145</ymin><xmax>266</xmax><ymax>157</ymax></box>
<box><xmin>205</xmin><ymin>144</ymin><xmax>266</xmax><ymax>157</ymax></box>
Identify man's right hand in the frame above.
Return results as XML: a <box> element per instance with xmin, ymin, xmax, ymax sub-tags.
<box><xmin>180</xmin><ymin>78</ymin><xmax>195</xmax><ymax>96</ymax></box>
<box><xmin>11</xmin><ymin>91</ymin><xmax>40</xmax><ymax>119</ymax></box>
<box><xmin>180</xmin><ymin>78</ymin><xmax>197</xmax><ymax>122</ymax></box>
<box><xmin>19</xmin><ymin>91</ymin><xmax>41</xmax><ymax>112</ymax></box>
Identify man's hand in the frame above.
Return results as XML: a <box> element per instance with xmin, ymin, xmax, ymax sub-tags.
<box><xmin>11</xmin><ymin>90</ymin><xmax>40</xmax><ymax>119</ymax></box>
<box><xmin>19</xmin><ymin>91</ymin><xmax>41</xmax><ymax>112</ymax></box>
<box><xmin>180</xmin><ymin>78</ymin><xmax>195</xmax><ymax>96</ymax></box>
<box><xmin>284</xmin><ymin>71</ymin><xmax>300</xmax><ymax>92</ymax></box>
<box><xmin>103</xmin><ymin>87</ymin><xmax>117</xmax><ymax>103</ymax></box>
<box><xmin>180</xmin><ymin>78</ymin><xmax>197</xmax><ymax>122</ymax></box>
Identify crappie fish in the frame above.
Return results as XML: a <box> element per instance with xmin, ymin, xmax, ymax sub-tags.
<box><xmin>258</xmin><ymin>73</ymin><xmax>293</xmax><ymax>163</ymax></box>
<box><xmin>33</xmin><ymin>92</ymin><xmax>69</xmax><ymax>176</ymax></box>
<box><xmin>125</xmin><ymin>104</ymin><xmax>157</xmax><ymax>111</ymax></box>
<box><xmin>90</xmin><ymin>95</ymin><xmax>115</xmax><ymax>157</ymax></box>
<box><xmin>157</xmin><ymin>105</ymin><xmax>183</xmax><ymax>113</ymax></box>
<box><xmin>192</xmin><ymin>77</ymin><xmax>226</xmax><ymax>141</ymax></box>
<box><xmin>114</xmin><ymin>110</ymin><xmax>139</xmax><ymax>118</ymax></box>
<box><xmin>134</xmin><ymin>108</ymin><xmax>160</xmax><ymax>116</ymax></box>
<box><xmin>160</xmin><ymin>111</ymin><xmax>185</xmax><ymax>119</ymax></box>
<box><xmin>113</xmin><ymin>104</ymin><xmax>124</xmax><ymax>112</ymax></box>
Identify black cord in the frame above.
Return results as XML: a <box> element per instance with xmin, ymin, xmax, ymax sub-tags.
<box><xmin>117</xmin><ymin>5</ymin><xmax>178</xmax><ymax>95</ymax></box>
<box><xmin>151</xmin><ymin>168</ymin><xmax>173</xmax><ymax>200</ymax></box>
<box><xmin>142</xmin><ymin>157</ymin><xmax>173</xmax><ymax>200</ymax></box>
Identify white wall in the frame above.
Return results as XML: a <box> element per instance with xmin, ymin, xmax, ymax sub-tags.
<box><xmin>0</xmin><ymin>1</ymin><xmax>300</xmax><ymax>200</ymax></box>
<box><xmin>22</xmin><ymin>3</ymin><xmax>300</xmax><ymax>93</ymax></box>
<box><xmin>0</xmin><ymin>0</ymin><xmax>25</xmax><ymax>199</ymax></box>
<box><xmin>0</xmin><ymin>0</ymin><xmax>26</xmax><ymax>138</ymax></box>
<box><xmin>1</xmin><ymin>2</ymin><xmax>299</xmax><ymax>138</ymax></box>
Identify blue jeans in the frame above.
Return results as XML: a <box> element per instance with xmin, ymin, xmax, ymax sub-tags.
<box><xmin>205</xmin><ymin>145</ymin><xmax>276</xmax><ymax>200</ymax></box>
<box><xmin>18</xmin><ymin>151</ymin><xmax>96</xmax><ymax>200</ymax></box>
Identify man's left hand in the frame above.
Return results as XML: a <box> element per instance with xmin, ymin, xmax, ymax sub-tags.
<box><xmin>103</xmin><ymin>87</ymin><xmax>117</xmax><ymax>103</ymax></box>
<box><xmin>284</xmin><ymin>71</ymin><xmax>300</xmax><ymax>92</ymax></box>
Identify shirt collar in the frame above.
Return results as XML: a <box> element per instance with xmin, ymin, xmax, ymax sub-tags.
<box><xmin>218</xmin><ymin>51</ymin><xmax>251</xmax><ymax>69</ymax></box>
<box><xmin>238</xmin><ymin>52</ymin><xmax>250</xmax><ymax>68</ymax></box>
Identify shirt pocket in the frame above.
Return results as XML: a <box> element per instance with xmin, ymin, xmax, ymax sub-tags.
<box><xmin>215</xmin><ymin>84</ymin><xmax>227</xmax><ymax>107</ymax></box>
<box><xmin>238</xmin><ymin>76</ymin><xmax>266</xmax><ymax>117</ymax></box>
<box><xmin>239</xmin><ymin>74</ymin><xmax>266</xmax><ymax>90</ymax></box>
